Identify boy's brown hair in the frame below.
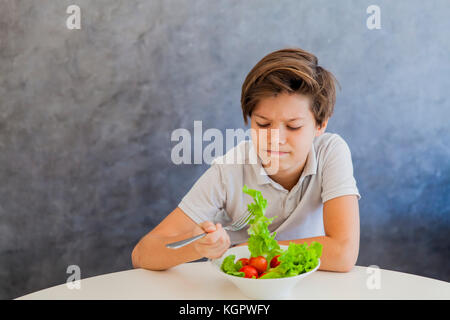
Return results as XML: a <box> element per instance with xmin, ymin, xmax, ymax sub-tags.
<box><xmin>241</xmin><ymin>48</ymin><xmax>340</xmax><ymax>128</ymax></box>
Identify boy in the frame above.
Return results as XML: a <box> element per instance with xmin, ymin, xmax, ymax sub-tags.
<box><xmin>132</xmin><ymin>48</ymin><xmax>361</xmax><ymax>272</ymax></box>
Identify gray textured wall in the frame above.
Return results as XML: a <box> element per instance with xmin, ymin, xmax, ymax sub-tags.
<box><xmin>1</xmin><ymin>0</ymin><xmax>449</xmax><ymax>299</ymax></box>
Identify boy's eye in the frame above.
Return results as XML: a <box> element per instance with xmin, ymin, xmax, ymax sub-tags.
<box><xmin>257</xmin><ymin>123</ymin><xmax>302</xmax><ymax>130</ymax></box>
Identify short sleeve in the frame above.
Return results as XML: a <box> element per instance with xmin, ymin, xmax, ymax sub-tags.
<box><xmin>321</xmin><ymin>138</ymin><xmax>361</xmax><ymax>203</ymax></box>
<box><xmin>178</xmin><ymin>164</ymin><xmax>227</xmax><ymax>224</ymax></box>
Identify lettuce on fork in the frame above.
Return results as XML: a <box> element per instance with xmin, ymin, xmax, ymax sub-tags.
<box><xmin>220</xmin><ymin>185</ymin><xmax>323</xmax><ymax>278</ymax></box>
<box><xmin>242</xmin><ymin>184</ymin><xmax>283</xmax><ymax>262</ymax></box>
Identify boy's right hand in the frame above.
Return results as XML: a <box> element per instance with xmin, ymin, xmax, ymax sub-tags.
<box><xmin>192</xmin><ymin>221</ymin><xmax>231</xmax><ymax>260</ymax></box>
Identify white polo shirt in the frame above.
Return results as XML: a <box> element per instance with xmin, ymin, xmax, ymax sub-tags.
<box><xmin>178</xmin><ymin>132</ymin><xmax>361</xmax><ymax>245</ymax></box>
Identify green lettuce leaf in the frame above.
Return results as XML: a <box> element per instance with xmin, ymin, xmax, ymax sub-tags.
<box><xmin>260</xmin><ymin>241</ymin><xmax>323</xmax><ymax>278</ymax></box>
<box><xmin>220</xmin><ymin>254</ymin><xmax>244</xmax><ymax>277</ymax></box>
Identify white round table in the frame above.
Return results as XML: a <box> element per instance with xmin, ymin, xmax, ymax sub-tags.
<box><xmin>16</xmin><ymin>263</ymin><xmax>450</xmax><ymax>300</ymax></box>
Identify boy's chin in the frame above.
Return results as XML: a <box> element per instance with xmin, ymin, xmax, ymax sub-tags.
<box><xmin>261</xmin><ymin>161</ymin><xmax>291</xmax><ymax>175</ymax></box>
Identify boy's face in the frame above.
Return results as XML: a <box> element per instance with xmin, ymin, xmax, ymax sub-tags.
<box><xmin>250</xmin><ymin>92</ymin><xmax>327</xmax><ymax>176</ymax></box>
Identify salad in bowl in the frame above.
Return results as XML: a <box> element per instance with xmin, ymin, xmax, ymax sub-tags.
<box><xmin>210</xmin><ymin>185</ymin><xmax>322</xmax><ymax>299</ymax></box>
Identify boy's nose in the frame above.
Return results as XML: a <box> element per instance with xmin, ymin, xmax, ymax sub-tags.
<box><xmin>269</xmin><ymin>127</ymin><xmax>286</xmax><ymax>145</ymax></box>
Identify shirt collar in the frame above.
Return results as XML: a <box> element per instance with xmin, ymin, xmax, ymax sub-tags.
<box><xmin>301</xmin><ymin>142</ymin><xmax>318</xmax><ymax>178</ymax></box>
<box><xmin>248</xmin><ymin>140</ymin><xmax>317</xmax><ymax>186</ymax></box>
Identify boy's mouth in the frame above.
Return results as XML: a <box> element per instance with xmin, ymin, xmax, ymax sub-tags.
<box><xmin>265</xmin><ymin>150</ymin><xmax>290</xmax><ymax>156</ymax></box>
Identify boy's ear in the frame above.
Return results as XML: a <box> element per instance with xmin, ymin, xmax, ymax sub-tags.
<box><xmin>315</xmin><ymin>118</ymin><xmax>329</xmax><ymax>136</ymax></box>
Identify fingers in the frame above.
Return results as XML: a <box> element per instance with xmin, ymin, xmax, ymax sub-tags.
<box><xmin>198</xmin><ymin>221</ymin><xmax>217</xmax><ymax>233</ymax></box>
<box><xmin>194</xmin><ymin>222</ymin><xmax>231</xmax><ymax>259</ymax></box>
<box><xmin>199</xmin><ymin>223</ymin><xmax>224</xmax><ymax>245</ymax></box>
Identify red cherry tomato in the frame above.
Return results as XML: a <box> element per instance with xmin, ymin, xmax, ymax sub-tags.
<box><xmin>239</xmin><ymin>265</ymin><xmax>259</xmax><ymax>279</ymax></box>
<box><xmin>238</xmin><ymin>258</ymin><xmax>249</xmax><ymax>266</ymax></box>
<box><xmin>249</xmin><ymin>256</ymin><xmax>268</xmax><ymax>274</ymax></box>
<box><xmin>270</xmin><ymin>255</ymin><xmax>281</xmax><ymax>268</ymax></box>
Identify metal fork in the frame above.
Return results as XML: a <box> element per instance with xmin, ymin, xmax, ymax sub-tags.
<box><xmin>165</xmin><ymin>208</ymin><xmax>253</xmax><ymax>249</ymax></box>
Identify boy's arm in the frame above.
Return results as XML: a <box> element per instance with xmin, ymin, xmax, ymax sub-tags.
<box><xmin>132</xmin><ymin>207</ymin><xmax>230</xmax><ymax>270</ymax></box>
<box><xmin>131</xmin><ymin>207</ymin><xmax>203</xmax><ymax>270</ymax></box>
<box><xmin>236</xmin><ymin>195</ymin><xmax>360</xmax><ymax>272</ymax></box>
